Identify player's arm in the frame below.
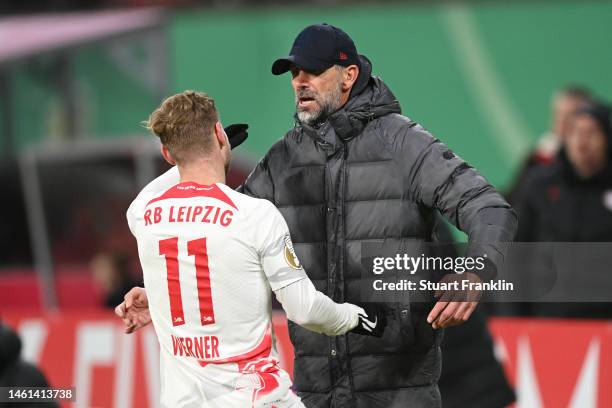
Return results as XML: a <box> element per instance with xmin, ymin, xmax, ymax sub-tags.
<box><xmin>275</xmin><ymin>278</ymin><xmax>358</xmax><ymax>336</ymax></box>
<box><xmin>259</xmin><ymin>202</ymin><xmax>386</xmax><ymax>337</ymax></box>
<box><xmin>274</xmin><ymin>278</ymin><xmax>385</xmax><ymax>337</ymax></box>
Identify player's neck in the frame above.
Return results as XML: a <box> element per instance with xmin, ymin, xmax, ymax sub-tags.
<box><xmin>177</xmin><ymin>160</ymin><xmax>226</xmax><ymax>186</ymax></box>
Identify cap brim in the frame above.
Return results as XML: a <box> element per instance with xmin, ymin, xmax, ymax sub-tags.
<box><xmin>271</xmin><ymin>55</ymin><xmax>333</xmax><ymax>75</ymax></box>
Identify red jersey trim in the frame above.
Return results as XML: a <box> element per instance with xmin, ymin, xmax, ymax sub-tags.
<box><xmin>146</xmin><ymin>182</ymin><xmax>238</xmax><ymax>210</ymax></box>
<box><xmin>198</xmin><ymin>325</ymin><xmax>272</xmax><ymax>368</ymax></box>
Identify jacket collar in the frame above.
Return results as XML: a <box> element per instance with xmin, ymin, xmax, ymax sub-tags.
<box><xmin>298</xmin><ymin>75</ymin><xmax>402</xmax><ymax>143</ymax></box>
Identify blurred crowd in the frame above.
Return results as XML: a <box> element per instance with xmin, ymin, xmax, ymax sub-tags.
<box><xmin>505</xmin><ymin>87</ymin><xmax>612</xmax><ymax>319</ymax></box>
<box><xmin>0</xmin><ymin>323</ymin><xmax>58</xmax><ymax>407</ymax></box>
<box><xmin>511</xmin><ymin>87</ymin><xmax>612</xmax><ymax>242</ymax></box>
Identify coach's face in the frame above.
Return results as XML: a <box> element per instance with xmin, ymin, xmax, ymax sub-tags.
<box><xmin>291</xmin><ymin>64</ymin><xmax>358</xmax><ymax>125</ymax></box>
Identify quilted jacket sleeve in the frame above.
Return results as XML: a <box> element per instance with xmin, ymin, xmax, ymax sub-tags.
<box><xmin>396</xmin><ymin>120</ymin><xmax>518</xmax><ymax>280</ymax></box>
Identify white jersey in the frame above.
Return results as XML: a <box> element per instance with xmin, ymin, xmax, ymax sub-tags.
<box><xmin>127</xmin><ymin>169</ymin><xmax>307</xmax><ymax>407</ymax></box>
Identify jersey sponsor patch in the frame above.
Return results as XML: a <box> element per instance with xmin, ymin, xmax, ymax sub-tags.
<box><xmin>283</xmin><ymin>234</ymin><xmax>302</xmax><ymax>270</ymax></box>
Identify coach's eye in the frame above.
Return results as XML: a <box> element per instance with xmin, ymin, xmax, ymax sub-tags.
<box><xmin>308</xmin><ymin>68</ymin><xmax>325</xmax><ymax>76</ymax></box>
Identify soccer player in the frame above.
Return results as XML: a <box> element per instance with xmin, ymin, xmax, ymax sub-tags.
<box><xmin>124</xmin><ymin>90</ymin><xmax>385</xmax><ymax>408</ymax></box>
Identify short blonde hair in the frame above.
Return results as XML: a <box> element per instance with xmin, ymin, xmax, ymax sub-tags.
<box><xmin>145</xmin><ymin>90</ymin><xmax>218</xmax><ymax>163</ymax></box>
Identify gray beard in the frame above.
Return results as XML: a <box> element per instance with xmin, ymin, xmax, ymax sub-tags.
<box><xmin>297</xmin><ymin>106</ymin><xmax>328</xmax><ymax>126</ymax></box>
<box><xmin>296</xmin><ymin>83</ymin><xmax>343</xmax><ymax>126</ymax></box>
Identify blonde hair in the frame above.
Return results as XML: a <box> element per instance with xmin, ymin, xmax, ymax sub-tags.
<box><xmin>145</xmin><ymin>90</ymin><xmax>219</xmax><ymax>163</ymax></box>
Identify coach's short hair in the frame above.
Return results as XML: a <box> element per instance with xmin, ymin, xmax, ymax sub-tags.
<box><xmin>145</xmin><ymin>90</ymin><xmax>219</xmax><ymax>163</ymax></box>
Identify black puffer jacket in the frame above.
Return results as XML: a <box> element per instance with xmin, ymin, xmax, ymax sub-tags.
<box><xmin>240</xmin><ymin>73</ymin><xmax>517</xmax><ymax>407</ymax></box>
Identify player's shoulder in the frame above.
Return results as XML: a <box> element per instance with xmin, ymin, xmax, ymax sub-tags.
<box><xmin>141</xmin><ymin>167</ymin><xmax>180</xmax><ymax>199</ymax></box>
<box><xmin>128</xmin><ymin>167</ymin><xmax>180</xmax><ymax>218</ymax></box>
<box><xmin>218</xmin><ymin>184</ymin><xmax>277</xmax><ymax>217</ymax></box>
<box><xmin>217</xmin><ymin>186</ymin><xmax>281</xmax><ymax>242</ymax></box>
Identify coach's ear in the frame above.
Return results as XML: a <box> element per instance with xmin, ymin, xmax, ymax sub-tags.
<box><xmin>342</xmin><ymin>64</ymin><xmax>360</xmax><ymax>93</ymax></box>
<box><xmin>160</xmin><ymin>145</ymin><xmax>176</xmax><ymax>166</ymax></box>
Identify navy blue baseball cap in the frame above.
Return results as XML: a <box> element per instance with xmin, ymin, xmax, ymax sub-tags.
<box><xmin>272</xmin><ymin>24</ymin><xmax>361</xmax><ymax>75</ymax></box>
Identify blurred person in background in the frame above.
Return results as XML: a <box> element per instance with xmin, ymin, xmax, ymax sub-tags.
<box><xmin>91</xmin><ymin>251</ymin><xmax>137</xmax><ymax>309</ymax></box>
<box><xmin>536</xmin><ymin>86</ymin><xmax>593</xmax><ymax>164</ymax></box>
<box><xmin>508</xmin><ymin>86</ymin><xmax>591</xmax><ymax>202</ymax></box>
<box><xmin>0</xmin><ymin>322</ymin><xmax>58</xmax><ymax>408</ymax></box>
<box><xmin>513</xmin><ymin>100</ymin><xmax>612</xmax><ymax>318</ymax></box>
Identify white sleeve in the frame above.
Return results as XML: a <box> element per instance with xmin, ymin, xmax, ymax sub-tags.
<box><xmin>256</xmin><ymin>201</ymin><xmax>361</xmax><ymax>335</ymax></box>
<box><xmin>274</xmin><ymin>278</ymin><xmax>362</xmax><ymax>336</ymax></box>
<box><xmin>126</xmin><ymin>203</ymin><xmax>136</xmax><ymax>236</ymax></box>
<box><xmin>257</xmin><ymin>202</ymin><xmax>309</xmax><ymax>291</ymax></box>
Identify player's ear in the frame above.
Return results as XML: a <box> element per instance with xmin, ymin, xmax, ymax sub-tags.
<box><xmin>214</xmin><ymin>122</ymin><xmax>229</xmax><ymax>150</ymax></box>
<box><xmin>160</xmin><ymin>145</ymin><xmax>176</xmax><ymax>166</ymax></box>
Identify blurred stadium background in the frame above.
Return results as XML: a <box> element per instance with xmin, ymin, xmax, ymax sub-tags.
<box><xmin>0</xmin><ymin>0</ymin><xmax>611</xmax><ymax>407</ymax></box>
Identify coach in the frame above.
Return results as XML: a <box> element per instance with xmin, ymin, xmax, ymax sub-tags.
<box><xmin>238</xmin><ymin>24</ymin><xmax>517</xmax><ymax>407</ymax></box>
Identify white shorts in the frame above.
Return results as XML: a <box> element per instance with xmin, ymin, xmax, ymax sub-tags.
<box><xmin>160</xmin><ymin>354</ymin><xmax>304</xmax><ymax>408</ymax></box>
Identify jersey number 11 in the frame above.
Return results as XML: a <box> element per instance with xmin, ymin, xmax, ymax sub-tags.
<box><xmin>159</xmin><ymin>237</ymin><xmax>215</xmax><ymax>327</ymax></box>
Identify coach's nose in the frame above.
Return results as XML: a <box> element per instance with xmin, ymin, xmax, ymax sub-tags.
<box><xmin>292</xmin><ymin>69</ymin><xmax>313</xmax><ymax>89</ymax></box>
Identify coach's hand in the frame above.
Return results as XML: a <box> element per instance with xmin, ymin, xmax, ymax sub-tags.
<box><xmin>115</xmin><ymin>287</ymin><xmax>152</xmax><ymax>334</ymax></box>
<box><xmin>225</xmin><ymin>123</ymin><xmax>248</xmax><ymax>150</ymax></box>
<box><xmin>427</xmin><ymin>272</ymin><xmax>482</xmax><ymax>329</ymax></box>
<box><xmin>351</xmin><ymin>303</ymin><xmax>387</xmax><ymax>337</ymax></box>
